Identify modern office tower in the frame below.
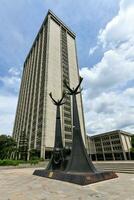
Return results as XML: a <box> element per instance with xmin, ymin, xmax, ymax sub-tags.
<box><xmin>13</xmin><ymin>10</ymin><xmax>87</xmax><ymax>159</ymax></box>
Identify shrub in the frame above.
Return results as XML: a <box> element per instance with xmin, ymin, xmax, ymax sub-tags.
<box><xmin>39</xmin><ymin>158</ymin><xmax>45</xmax><ymax>161</ymax></box>
<box><xmin>0</xmin><ymin>160</ymin><xmax>19</xmax><ymax>166</ymax></box>
<box><xmin>29</xmin><ymin>160</ymin><xmax>39</xmax><ymax>165</ymax></box>
<box><xmin>0</xmin><ymin>159</ymin><xmax>40</xmax><ymax>166</ymax></box>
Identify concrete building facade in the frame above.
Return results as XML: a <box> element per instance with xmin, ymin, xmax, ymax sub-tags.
<box><xmin>87</xmin><ymin>130</ymin><xmax>132</xmax><ymax>161</ymax></box>
<box><xmin>13</xmin><ymin>10</ymin><xmax>87</xmax><ymax>159</ymax></box>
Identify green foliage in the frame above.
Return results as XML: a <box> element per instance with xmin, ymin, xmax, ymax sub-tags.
<box><xmin>131</xmin><ymin>135</ymin><xmax>134</xmax><ymax>148</ymax></box>
<box><xmin>29</xmin><ymin>149</ymin><xmax>40</xmax><ymax>160</ymax></box>
<box><xmin>131</xmin><ymin>147</ymin><xmax>134</xmax><ymax>153</ymax></box>
<box><xmin>0</xmin><ymin>135</ymin><xmax>17</xmax><ymax>160</ymax></box>
<box><xmin>0</xmin><ymin>159</ymin><xmax>40</xmax><ymax>166</ymax></box>
<box><xmin>16</xmin><ymin>160</ymin><xmax>27</xmax><ymax>164</ymax></box>
<box><xmin>0</xmin><ymin>160</ymin><xmax>19</xmax><ymax>166</ymax></box>
<box><xmin>0</xmin><ymin>135</ymin><xmax>42</xmax><ymax>163</ymax></box>
<box><xmin>29</xmin><ymin>160</ymin><xmax>39</xmax><ymax>165</ymax></box>
<box><xmin>18</xmin><ymin>131</ymin><xmax>28</xmax><ymax>160</ymax></box>
<box><xmin>130</xmin><ymin>136</ymin><xmax>134</xmax><ymax>158</ymax></box>
<box><xmin>39</xmin><ymin>157</ymin><xmax>45</xmax><ymax>161</ymax></box>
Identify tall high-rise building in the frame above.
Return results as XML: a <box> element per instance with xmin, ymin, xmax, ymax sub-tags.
<box><xmin>13</xmin><ymin>10</ymin><xmax>87</xmax><ymax>159</ymax></box>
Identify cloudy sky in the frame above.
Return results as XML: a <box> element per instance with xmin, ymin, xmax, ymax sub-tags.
<box><xmin>0</xmin><ymin>0</ymin><xmax>134</xmax><ymax>135</ymax></box>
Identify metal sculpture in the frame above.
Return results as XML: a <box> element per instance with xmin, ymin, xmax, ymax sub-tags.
<box><xmin>33</xmin><ymin>77</ymin><xmax>117</xmax><ymax>185</ymax></box>
<box><xmin>46</xmin><ymin>92</ymin><xmax>66</xmax><ymax>170</ymax></box>
<box><xmin>64</xmin><ymin>77</ymin><xmax>96</xmax><ymax>172</ymax></box>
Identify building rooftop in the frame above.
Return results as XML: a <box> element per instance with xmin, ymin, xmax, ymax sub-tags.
<box><xmin>89</xmin><ymin>130</ymin><xmax>133</xmax><ymax>138</ymax></box>
<box><xmin>25</xmin><ymin>10</ymin><xmax>76</xmax><ymax>63</ymax></box>
<box><xmin>48</xmin><ymin>10</ymin><xmax>76</xmax><ymax>37</ymax></box>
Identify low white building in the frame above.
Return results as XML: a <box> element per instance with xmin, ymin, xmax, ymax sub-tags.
<box><xmin>87</xmin><ymin>130</ymin><xmax>133</xmax><ymax>161</ymax></box>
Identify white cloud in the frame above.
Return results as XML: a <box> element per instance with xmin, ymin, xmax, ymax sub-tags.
<box><xmin>98</xmin><ymin>0</ymin><xmax>134</xmax><ymax>49</ymax></box>
<box><xmin>0</xmin><ymin>67</ymin><xmax>20</xmax><ymax>135</ymax></box>
<box><xmin>81</xmin><ymin>0</ymin><xmax>134</xmax><ymax>135</ymax></box>
<box><xmin>0</xmin><ymin>95</ymin><xmax>18</xmax><ymax>135</ymax></box>
<box><xmin>82</xmin><ymin>89</ymin><xmax>134</xmax><ymax>134</ymax></box>
<box><xmin>9</xmin><ymin>67</ymin><xmax>21</xmax><ymax>76</ymax></box>
<box><xmin>89</xmin><ymin>46</ymin><xmax>98</xmax><ymax>56</ymax></box>
<box><xmin>0</xmin><ymin>67</ymin><xmax>21</xmax><ymax>93</ymax></box>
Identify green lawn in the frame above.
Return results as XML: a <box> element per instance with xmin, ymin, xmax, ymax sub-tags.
<box><xmin>0</xmin><ymin>159</ymin><xmax>39</xmax><ymax>166</ymax></box>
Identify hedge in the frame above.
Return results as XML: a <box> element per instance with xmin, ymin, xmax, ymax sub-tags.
<box><xmin>0</xmin><ymin>159</ymin><xmax>39</xmax><ymax>166</ymax></box>
<box><xmin>0</xmin><ymin>160</ymin><xmax>19</xmax><ymax>166</ymax></box>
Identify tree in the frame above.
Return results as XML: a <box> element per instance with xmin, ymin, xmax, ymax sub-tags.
<box><xmin>0</xmin><ymin>135</ymin><xmax>17</xmax><ymax>159</ymax></box>
<box><xmin>131</xmin><ymin>135</ymin><xmax>134</xmax><ymax>153</ymax></box>
<box><xmin>29</xmin><ymin>149</ymin><xmax>40</xmax><ymax>160</ymax></box>
<box><xmin>18</xmin><ymin>131</ymin><xmax>28</xmax><ymax>160</ymax></box>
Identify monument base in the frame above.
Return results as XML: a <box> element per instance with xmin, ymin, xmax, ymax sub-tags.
<box><xmin>33</xmin><ymin>169</ymin><xmax>118</xmax><ymax>185</ymax></box>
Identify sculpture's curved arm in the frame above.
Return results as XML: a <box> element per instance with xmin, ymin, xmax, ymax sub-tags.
<box><xmin>49</xmin><ymin>92</ymin><xmax>58</xmax><ymax>105</ymax></box>
<box><xmin>74</xmin><ymin>76</ymin><xmax>83</xmax><ymax>93</ymax></box>
<box><xmin>49</xmin><ymin>92</ymin><xmax>66</xmax><ymax>106</ymax></box>
<box><xmin>59</xmin><ymin>92</ymin><xmax>66</xmax><ymax>104</ymax></box>
<box><xmin>63</xmin><ymin>79</ymin><xmax>73</xmax><ymax>93</ymax></box>
<box><xmin>75</xmin><ymin>88</ymin><xmax>83</xmax><ymax>95</ymax></box>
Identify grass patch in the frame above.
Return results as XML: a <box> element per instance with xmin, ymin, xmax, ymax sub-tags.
<box><xmin>28</xmin><ymin>160</ymin><xmax>39</xmax><ymax>165</ymax></box>
<box><xmin>0</xmin><ymin>160</ymin><xmax>19</xmax><ymax>166</ymax></box>
<box><xmin>0</xmin><ymin>159</ymin><xmax>40</xmax><ymax>166</ymax></box>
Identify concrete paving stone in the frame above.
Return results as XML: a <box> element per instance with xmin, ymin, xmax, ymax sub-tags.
<box><xmin>0</xmin><ymin>168</ymin><xmax>133</xmax><ymax>200</ymax></box>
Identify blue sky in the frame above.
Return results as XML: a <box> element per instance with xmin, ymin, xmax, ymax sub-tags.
<box><xmin>0</xmin><ymin>0</ymin><xmax>134</xmax><ymax>135</ymax></box>
<box><xmin>0</xmin><ymin>0</ymin><xmax>119</xmax><ymax>70</ymax></box>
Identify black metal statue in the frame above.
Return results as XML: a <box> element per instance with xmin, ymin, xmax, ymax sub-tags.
<box><xmin>33</xmin><ymin>77</ymin><xmax>117</xmax><ymax>185</ymax></box>
<box><xmin>46</xmin><ymin>92</ymin><xmax>66</xmax><ymax>170</ymax></box>
<box><xmin>64</xmin><ymin>77</ymin><xmax>96</xmax><ymax>172</ymax></box>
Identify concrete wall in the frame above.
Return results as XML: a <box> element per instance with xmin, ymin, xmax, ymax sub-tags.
<box><xmin>67</xmin><ymin>33</ymin><xmax>86</xmax><ymax>144</ymax></box>
<box><xmin>45</xmin><ymin>18</ymin><xmax>62</xmax><ymax>148</ymax></box>
<box><xmin>121</xmin><ymin>134</ymin><xmax>131</xmax><ymax>152</ymax></box>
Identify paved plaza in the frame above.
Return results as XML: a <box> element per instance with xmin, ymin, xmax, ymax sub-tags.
<box><xmin>0</xmin><ymin>168</ymin><xmax>133</xmax><ymax>200</ymax></box>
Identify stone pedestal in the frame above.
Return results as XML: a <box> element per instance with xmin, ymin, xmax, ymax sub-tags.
<box><xmin>33</xmin><ymin>169</ymin><xmax>118</xmax><ymax>185</ymax></box>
